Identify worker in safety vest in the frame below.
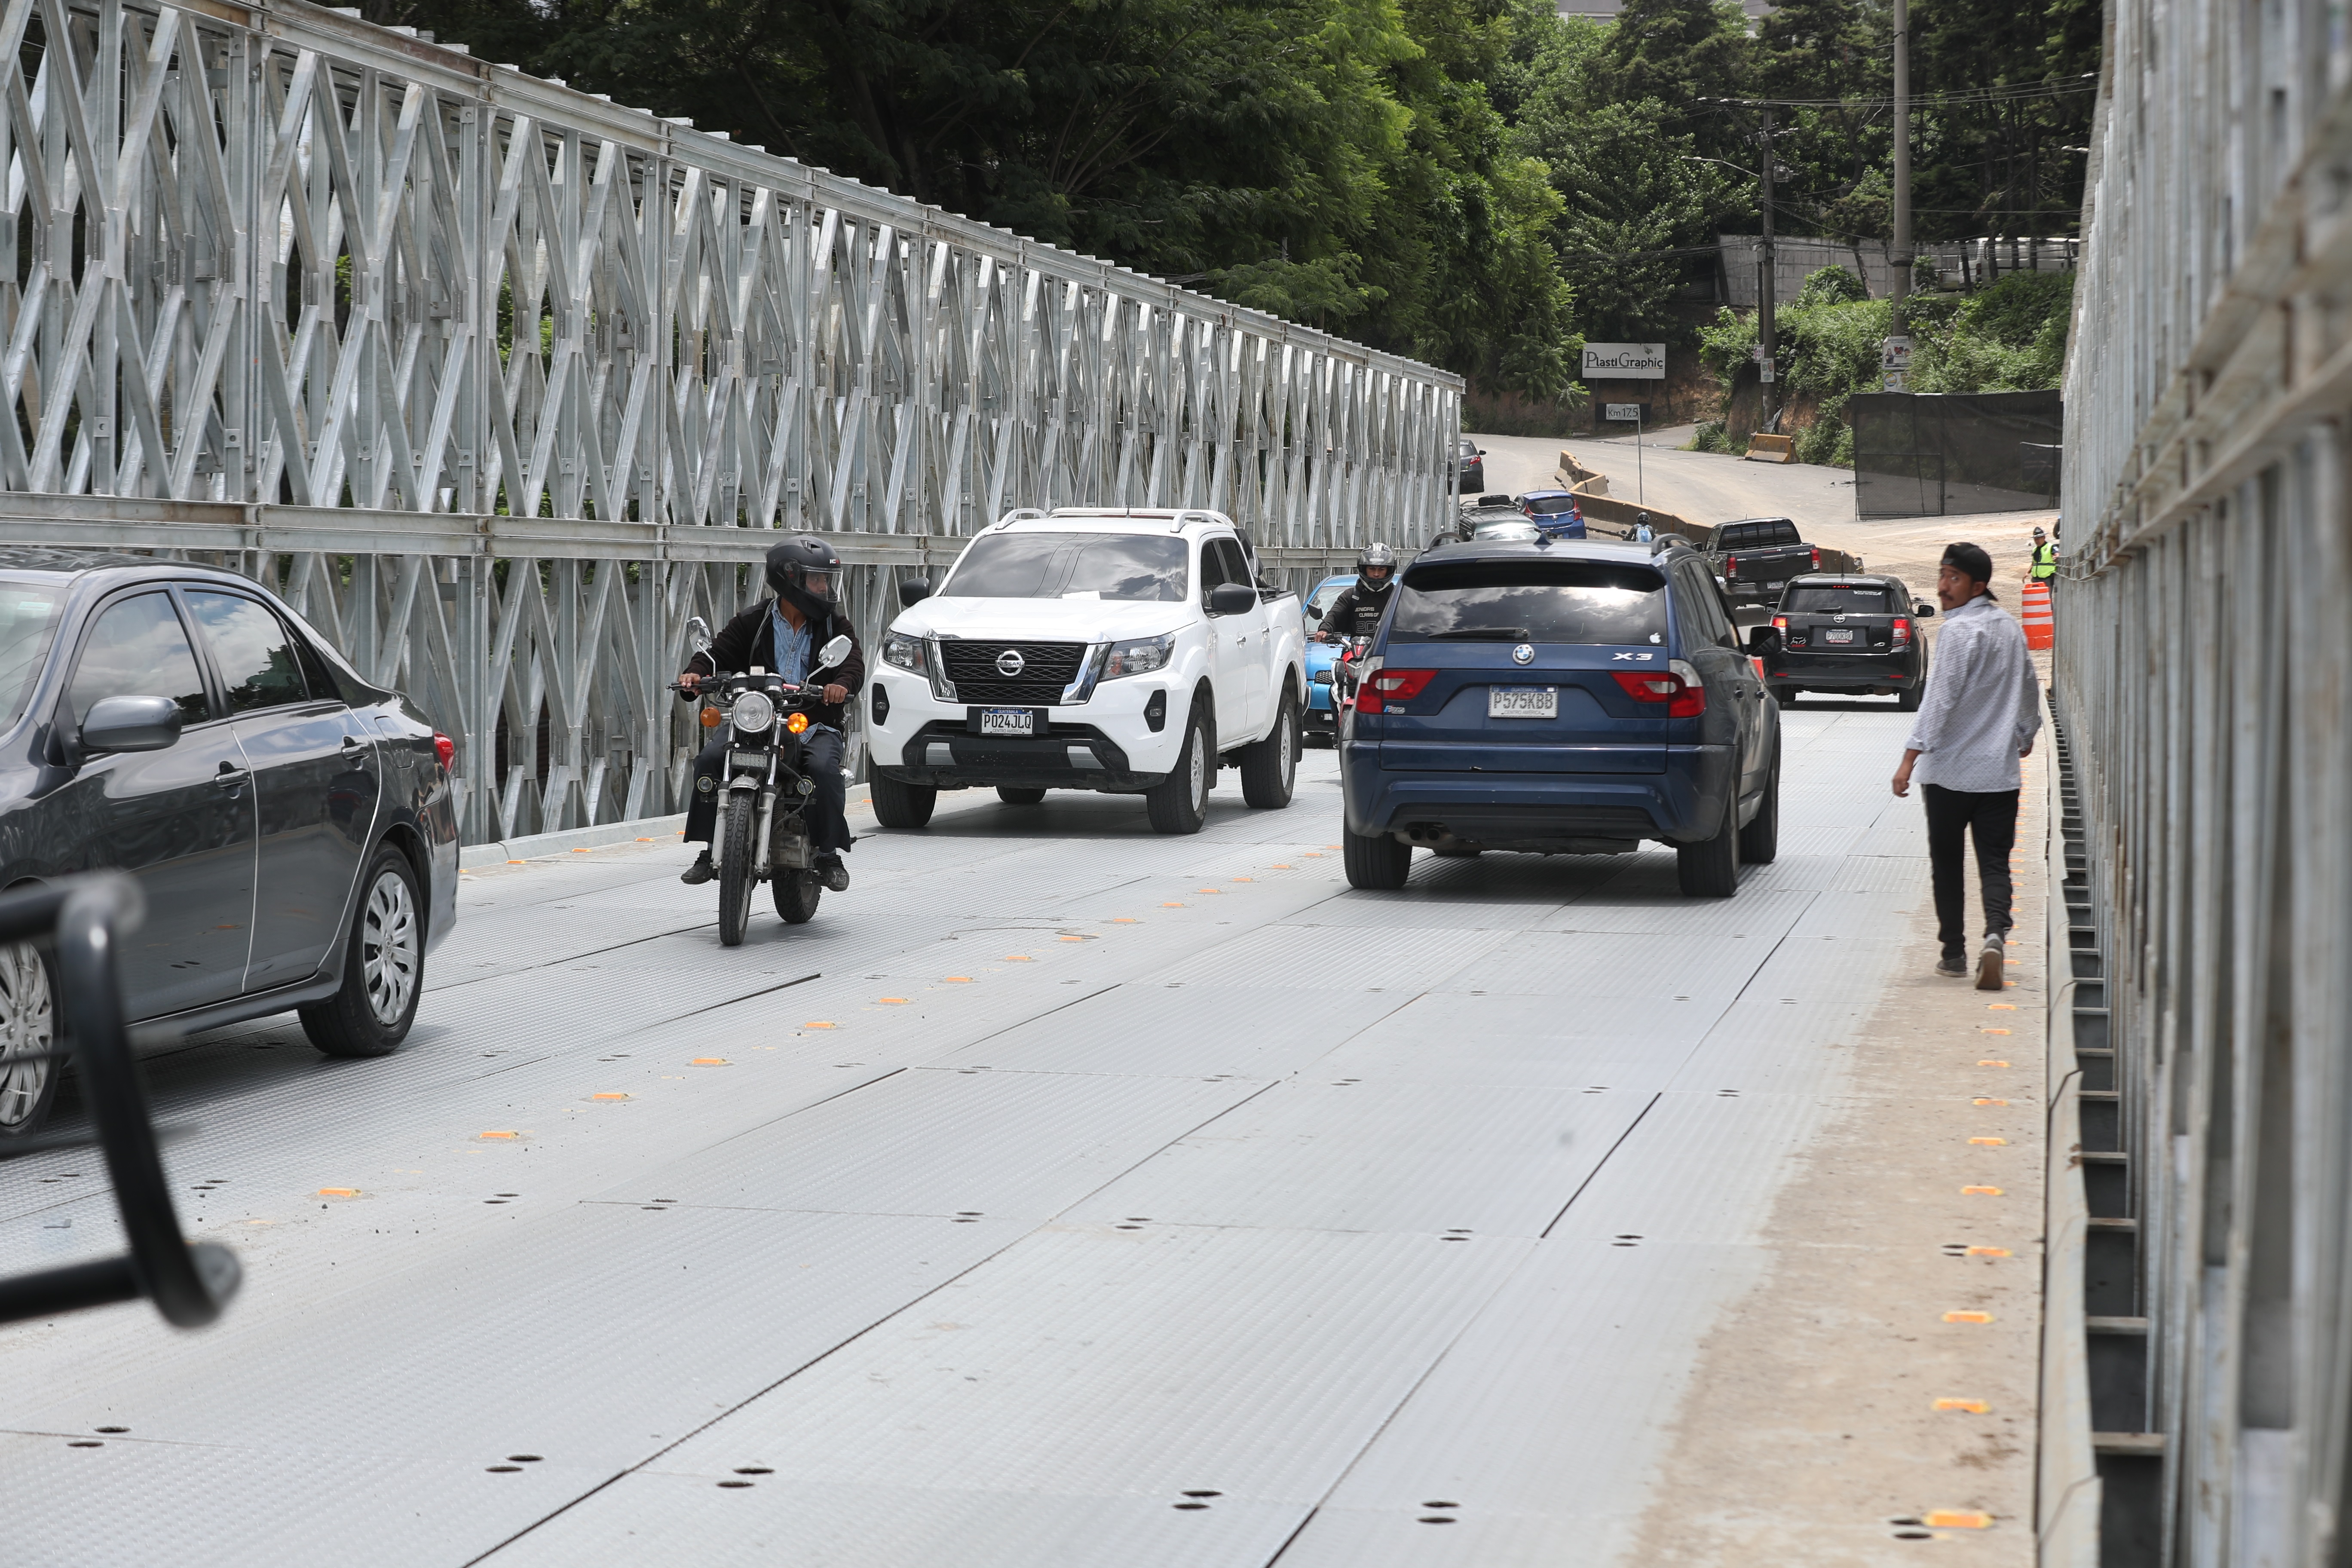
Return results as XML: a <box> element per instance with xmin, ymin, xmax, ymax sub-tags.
<box><xmin>2025</xmin><ymin>526</ymin><xmax>2058</xmax><ymax>583</ymax></box>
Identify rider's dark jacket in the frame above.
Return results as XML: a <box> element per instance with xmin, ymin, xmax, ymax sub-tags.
<box><xmin>682</xmin><ymin>600</ymin><xmax>866</xmax><ymax>729</ymax></box>
<box><xmin>1319</xmin><ymin>582</ymin><xmax>1395</xmax><ymax>640</ymax></box>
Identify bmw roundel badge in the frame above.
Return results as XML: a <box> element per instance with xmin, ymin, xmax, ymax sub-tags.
<box><xmin>1511</xmin><ymin>643</ymin><xmax>1535</xmax><ymax>665</ymax></box>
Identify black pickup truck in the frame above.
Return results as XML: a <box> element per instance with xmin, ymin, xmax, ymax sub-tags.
<box><xmin>1693</xmin><ymin>518</ymin><xmax>1838</xmax><ymax>609</ymax></box>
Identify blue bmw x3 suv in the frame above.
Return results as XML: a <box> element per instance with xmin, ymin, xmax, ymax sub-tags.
<box><xmin>1338</xmin><ymin>537</ymin><xmax>1780</xmax><ymax>896</ymax></box>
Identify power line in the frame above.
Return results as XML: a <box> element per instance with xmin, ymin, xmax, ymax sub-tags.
<box><xmin>1699</xmin><ymin>76</ymin><xmax>2099</xmax><ymax>110</ymax></box>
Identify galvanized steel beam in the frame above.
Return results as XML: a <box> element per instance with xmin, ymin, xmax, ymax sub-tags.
<box><xmin>2061</xmin><ymin>0</ymin><xmax>2352</xmax><ymax>1558</ymax></box>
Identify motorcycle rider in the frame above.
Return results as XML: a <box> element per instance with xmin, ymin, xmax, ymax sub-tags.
<box><xmin>677</xmin><ymin>536</ymin><xmax>866</xmax><ymax>891</ymax></box>
<box><xmin>1314</xmin><ymin>542</ymin><xmax>1399</xmax><ymax>641</ymax></box>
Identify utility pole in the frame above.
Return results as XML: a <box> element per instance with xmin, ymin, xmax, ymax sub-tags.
<box><xmin>1891</xmin><ymin>0</ymin><xmax>1911</xmax><ymax>305</ymax></box>
<box><xmin>1758</xmin><ymin>103</ymin><xmax>1777</xmax><ymax>427</ymax></box>
<box><xmin>1883</xmin><ymin>0</ymin><xmax>1915</xmax><ymax>391</ymax></box>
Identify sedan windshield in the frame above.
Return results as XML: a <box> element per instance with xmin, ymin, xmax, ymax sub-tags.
<box><xmin>1783</xmin><ymin>584</ymin><xmax>1893</xmax><ymax>614</ymax></box>
<box><xmin>1392</xmin><ymin>559</ymin><xmax>1666</xmax><ymax>644</ymax></box>
<box><xmin>0</xmin><ymin>583</ymin><xmax>62</xmax><ymax>729</ymax></box>
<box><xmin>943</xmin><ymin>533</ymin><xmax>1188</xmax><ymax>602</ymax></box>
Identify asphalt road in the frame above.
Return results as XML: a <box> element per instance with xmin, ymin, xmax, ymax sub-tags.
<box><xmin>0</xmin><ymin>702</ymin><xmax>2001</xmax><ymax>1565</ymax></box>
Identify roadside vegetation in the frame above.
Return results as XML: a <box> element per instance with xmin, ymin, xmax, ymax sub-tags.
<box><xmin>361</xmin><ymin>0</ymin><xmax>2095</xmax><ymax>422</ymax></box>
<box><xmin>1690</xmin><ymin>267</ymin><xmax>2074</xmax><ymax>463</ymax></box>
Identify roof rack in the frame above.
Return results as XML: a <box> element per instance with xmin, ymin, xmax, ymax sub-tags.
<box><xmin>1169</xmin><ymin>508</ymin><xmax>1221</xmax><ymax>534</ymax></box>
<box><xmin>989</xmin><ymin>508</ymin><xmax>1048</xmax><ymax>530</ymax></box>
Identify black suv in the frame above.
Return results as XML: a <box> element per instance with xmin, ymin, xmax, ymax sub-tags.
<box><xmin>0</xmin><ymin>551</ymin><xmax>459</xmax><ymax>1138</ymax></box>
<box><xmin>1750</xmin><ymin>573</ymin><xmax>1935</xmax><ymax>708</ymax></box>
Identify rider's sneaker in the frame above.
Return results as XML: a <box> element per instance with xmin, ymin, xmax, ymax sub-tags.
<box><xmin>816</xmin><ymin>856</ymin><xmax>850</xmax><ymax>892</ymax></box>
<box><xmin>680</xmin><ymin>851</ymin><xmax>715</xmax><ymax>885</ymax></box>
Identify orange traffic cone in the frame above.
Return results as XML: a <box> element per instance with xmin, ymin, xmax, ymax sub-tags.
<box><xmin>2020</xmin><ymin>579</ymin><xmax>2053</xmax><ymax>650</ymax></box>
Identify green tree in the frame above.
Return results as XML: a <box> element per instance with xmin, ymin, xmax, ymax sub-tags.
<box><xmin>1517</xmin><ymin>98</ymin><xmax>1733</xmax><ymax>340</ymax></box>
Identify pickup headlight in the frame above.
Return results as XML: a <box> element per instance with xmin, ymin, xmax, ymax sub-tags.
<box><xmin>1101</xmin><ymin>633</ymin><xmax>1175</xmax><ymax>680</ymax></box>
<box><xmin>882</xmin><ymin>631</ymin><xmax>926</xmax><ymax>673</ymax></box>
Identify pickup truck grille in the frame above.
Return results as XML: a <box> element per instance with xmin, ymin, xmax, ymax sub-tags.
<box><xmin>942</xmin><ymin>640</ymin><xmax>1089</xmax><ymax>704</ymax></box>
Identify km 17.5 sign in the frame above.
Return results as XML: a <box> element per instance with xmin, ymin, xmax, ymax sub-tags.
<box><xmin>1582</xmin><ymin>343</ymin><xmax>1668</xmax><ymax>378</ymax></box>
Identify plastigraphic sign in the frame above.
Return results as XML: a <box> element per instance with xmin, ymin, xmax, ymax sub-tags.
<box><xmin>1582</xmin><ymin>343</ymin><xmax>1668</xmax><ymax>378</ymax></box>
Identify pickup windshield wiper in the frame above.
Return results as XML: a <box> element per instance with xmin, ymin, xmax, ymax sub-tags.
<box><xmin>1427</xmin><ymin>627</ymin><xmax>1530</xmax><ymax>640</ymax></box>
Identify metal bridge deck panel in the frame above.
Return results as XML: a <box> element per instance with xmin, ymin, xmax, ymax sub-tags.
<box><xmin>1274</xmin><ymin>1239</ymin><xmax>1774</xmax><ymax>1568</ymax></box>
<box><xmin>1062</xmin><ymin>1081</ymin><xmax>1652</xmax><ymax>1237</ymax></box>
<box><xmin>1431</xmin><ymin>929</ymin><xmax>1771</xmax><ymax>1000</ymax></box>
<box><xmin>0</xmin><ymin>1430</ymin><xmax>606</xmax><ymax>1568</ymax></box>
<box><xmin>593</xmin><ymin>1067</ymin><xmax>1264</xmax><ymax>1221</ymax></box>
<box><xmin>551</xmin><ymin>1225</ymin><xmax>1532</xmax><ymax>1504</ymax></box>
<box><xmin>926</xmin><ymin>983</ymin><xmax>1411</xmax><ymax>1078</ymax></box>
<box><xmin>484</xmin><ymin>1476</ymin><xmax>1310</xmax><ymax>1567</ymax></box>
<box><xmin>1137</xmin><ymin>922</ymin><xmax>1509</xmax><ymax>992</ymax></box>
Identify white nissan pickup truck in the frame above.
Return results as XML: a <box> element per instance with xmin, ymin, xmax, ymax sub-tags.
<box><xmin>865</xmin><ymin>508</ymin><xmax>1307</xmax><ymax>834</ymax></box>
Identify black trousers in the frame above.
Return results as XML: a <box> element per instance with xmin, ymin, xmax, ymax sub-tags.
<box><xmin>1923</xmin><ymin>782</ymin><xmax>2018</xmax><ymax>957</ymax></box>
<box><xmin>684</xmin><ymin>728</ymin><xmax>851</xmax><ymax>854</ymax></box>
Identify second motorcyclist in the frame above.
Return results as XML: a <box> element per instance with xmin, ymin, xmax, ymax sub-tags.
<box><xmin>678</xmin><ymin>536</ymin><xmax>866</xmax><ymax>890</ymax></box>
<box><xmin>1314</xmin><ymin>542</ymin><xmax>1398</xmax><ymax>641</ymax></box>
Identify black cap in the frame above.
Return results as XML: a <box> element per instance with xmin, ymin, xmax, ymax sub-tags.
<box><xmin>1941</xmin><ymin>541</ymin><xmax>1994</xmax><ymax>584</ymax></box>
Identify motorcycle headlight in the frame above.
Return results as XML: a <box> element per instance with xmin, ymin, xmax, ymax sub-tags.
<box><xmin>1101</xmin><ymin>633</ymin><xmax>1175</xmax><ymax>680</ymax></box>
<box><xmin>882</xmin><ymin>631</ymin><xmax>926</xmax><ymax>673</ymax></box>
<box><xmin>731</xmin><ymin>690</ymin><xmax>776</xmax><ymax>733</ymax></box>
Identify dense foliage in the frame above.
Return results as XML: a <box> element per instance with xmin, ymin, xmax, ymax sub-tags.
<box><xmin>1691</xmin><ymin>265</ymin><xmax>2073</xmax><ymax>462</ymax></box>
<box><xmin>367</xmin><ymin>0</ymin><xmax>2092</xmax><ymax>402</ymax></box>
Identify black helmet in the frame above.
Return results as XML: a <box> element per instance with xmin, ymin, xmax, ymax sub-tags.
<box><xmin>1357</xmin><ymin>541</ymin><xmax>1397</xmax><ymax>594</ymax></box>
<box><xmin>767</xmin><ymin>535</ymin><xmax>842</xmax><ymax>617</ymax></box>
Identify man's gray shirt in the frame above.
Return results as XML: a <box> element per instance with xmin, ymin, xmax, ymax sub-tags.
<box><xmin>1904</xmin><ymin>594</ymin><xmax>2042</xmax><ymax>792</ymax></box>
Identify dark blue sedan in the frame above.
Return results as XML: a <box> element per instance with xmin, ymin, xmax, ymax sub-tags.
<box><xmin>1337</xmin><ymin>538</ymin><xmax>1780</xmax><ymax>896</ymax></box>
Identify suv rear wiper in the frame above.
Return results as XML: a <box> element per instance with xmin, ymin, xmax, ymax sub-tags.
<box><xmin>1428</xmin><ymin>627</ymin><xmax>1530</xmax><ymax>640</ymax></box>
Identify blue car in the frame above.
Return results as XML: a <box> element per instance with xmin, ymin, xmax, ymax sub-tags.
<box><xmin>1516</xmin><ymin>489</ymin><xmax>1588</xmax><ymax>539</ymax></box>
<box><xmin>1338</xmin><ymin>537</ymin><xmax>1779</xmax><ymax>897</ymax></box>
<box><xmin>1301</xmin><ymin>573</ymin><xmax>1355</xmax><ymax>745</ymax></box>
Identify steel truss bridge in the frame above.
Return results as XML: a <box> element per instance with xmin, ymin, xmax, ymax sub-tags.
<box><xmin>0</xmin><ymin>0</ymin><xmax>1462</xmax><ymax>845</ymax></box>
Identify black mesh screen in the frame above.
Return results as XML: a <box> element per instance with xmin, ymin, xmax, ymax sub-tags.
<box><xmin>1850</xmin><ymin>391</ymin><xmax>2062</xmax><ymax>520</ymax></box>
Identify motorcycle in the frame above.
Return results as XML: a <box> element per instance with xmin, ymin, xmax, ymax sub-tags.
<box><xmin>1332</xmin><ymin>634</ymin><xmax>1376</xmax><ymax>720</ymax></box>
<box><xmin>675</xmin><ymin>618</ymin><xmax>855</xmax><ymax>947</ymax></box>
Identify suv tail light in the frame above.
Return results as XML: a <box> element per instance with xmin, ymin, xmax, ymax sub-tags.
<box><xmin>1611</xmin><ymin>668</ymin><xmax>1707</xmax><ymax>718</ymax></box>
<box><xmin>1891</xmin><ymin>616</ymin><xmax>1912</xmax><ymax>645</ymax></box>
<box><xmin>1810</xmin><ymin>546</ymin><xmax>1821</xmax><ymax>570</ymax></box>
<box><xmin>432</xmin><ymin>732</ymin><xmax>455</xmax><ymax>769</ymax></box>
<box><xmin>1771</xmin><ymin>615</ymin><xmax>1788</xmax><ymax>633</ymax></box>
<box><xmin>1356</xmin><ymin>668</ymin><xmax>1435</xmax><ymax>714</ymax></box>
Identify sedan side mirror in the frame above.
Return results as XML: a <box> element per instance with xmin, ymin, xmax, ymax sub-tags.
<box><xmin>80</xmin><ymin>695</ymin><xmax>184</xmax><ymax>754</ymax></box>
<box><xmin>1745</xmin><ymin>626</ymin><xmax>1780</xmax><ymax>655</ymax></box>
<box><xmin>898</xmin><ymin>577</ymin><xmax>931</xmax><ymax>608</ymax></box>
<box><xmin>1207</xmin><ymin>582</ymin><xmax>1258</xmax><ymax>616</ymax></box>
<box><xmin>1914</xmin><ymin>602</ymin><xmax>1936</xmax><ymax>619</ymax></box>
<box><xmin>816</xmin><ymin>634</ymin><xmax>854</xmax><ymax>669</ymax></box>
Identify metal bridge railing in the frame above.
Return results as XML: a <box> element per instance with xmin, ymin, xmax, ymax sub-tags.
<box><xmin>0</xmin><ymin>0</ymin><xmax>1462</xmax><ymax>845</ymax></box>
<box><xmin>2058</xmin><ymin>0</ymin><xmax>2352</xmax><ymax>1557</ymax></box>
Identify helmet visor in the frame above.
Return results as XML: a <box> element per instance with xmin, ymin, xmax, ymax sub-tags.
<box><xmin>799</xmin><ymin>568</ymin><xmax>836</xmax><ymax>599</ymax></box>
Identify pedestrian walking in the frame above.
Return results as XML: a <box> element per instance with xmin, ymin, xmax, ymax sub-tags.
<box><xmin>2025</xmin><ymin>525</ymin><xmax>2058</xmax><ymax>583</ymax></box>
<box><xmin>1891</xmin><ymin>542</ymin><xmax>2043</xmax><ymax>988</ymax></box>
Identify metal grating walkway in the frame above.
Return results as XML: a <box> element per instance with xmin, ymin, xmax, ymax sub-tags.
<box><xmin>0</xmin><ymin>705</ymin><xmax>1929</xmax><ymax>1565</ymax></box>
